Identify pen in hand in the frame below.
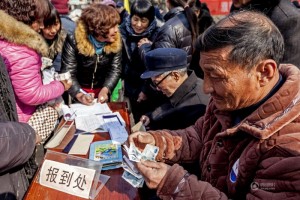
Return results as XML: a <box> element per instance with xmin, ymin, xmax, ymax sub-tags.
<box><xmin>79</xmin><ymin>89</ymin><xmax>92</xmax><ymax>97</ymax></box>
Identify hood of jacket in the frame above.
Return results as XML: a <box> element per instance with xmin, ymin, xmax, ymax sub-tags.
<box><xmin>75</xmin><ymin>20</ymin><xmax>122</xmax><ymax>57</ymax></box>
<box><xmin>0</xmin><ymin>10</ymin><xmax>48</xmax><ymax>57</ymax></box>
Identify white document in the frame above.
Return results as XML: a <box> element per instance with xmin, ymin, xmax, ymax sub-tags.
<box><xmin>68</xmin><ymin>134</ymin><xmax>95</xmax><ymax>155</ymax></box>
<box><xmin>75</xmin><ymin>114</ymin><xmax>102</xmax><ymax>132</ymax></box>
<box><xmin>69</xmin><ymin>102</ymin><xmax>112</xmax><ymax>117</ymax></box>
<box><xmin>39</xmin><ymin>159</ymin><xmax>96</xmax><ymax>199</ymax></box>
<box><xmin>108</xmin><ymin>125</ymin><xmax>128</xmax><ymax>144</ymax></box>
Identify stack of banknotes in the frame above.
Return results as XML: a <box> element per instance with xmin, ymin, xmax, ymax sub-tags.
<box><xmin>122</xmin><ymin>143</ymin><xmax>159</xmax><ymax>188</ymax></box>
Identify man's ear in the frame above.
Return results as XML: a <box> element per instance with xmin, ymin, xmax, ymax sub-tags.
<box><xmin>256</xmin><ymin>59</ymin><xmax>277</xmax><ymax>87</ymax></box>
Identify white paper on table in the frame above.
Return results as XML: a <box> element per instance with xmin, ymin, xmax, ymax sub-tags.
<box><xmin>102</xmin><ymin>113</ymin><xmax>125</xmax><ymax>130</ymax></box>
<box><xmin>68</xmin><ymin>134</ymin><xmax>95</xmax><ymax>155</ymax></box>
<box><xmin>75</xmin><ymin>114</ymin><xmax>102</xmax><ymax>132</ymax></box>
<box><xmin>69</xmin><ymin>102</ymin><xmax>112</xmax><ymax>117</ymax></box>
<box><xmin>108</xmin><ymin>125</ymin><xmax>128</xmax><ymax>144</ymax></box>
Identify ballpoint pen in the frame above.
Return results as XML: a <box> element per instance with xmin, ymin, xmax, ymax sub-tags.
<box><xmin>79</xmin><ymin>88</ymin><xmax>92</xmax><ymax>97</ymax></box>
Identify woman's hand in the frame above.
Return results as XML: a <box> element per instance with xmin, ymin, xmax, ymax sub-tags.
<box><xmin>98</xmin><ymin>87</ymin><xmax>109</xmax><ymax>103</ymax></box>
<box><xmin>75</xmin><ymin>92</ymin><xmax>94</xmax><ymax>105</ymax></box>
<box><xmin>60</xmin><ymin>79</ymin><xmax>72</xmax><ymax>91</ymax></box>
<box><xmin>138</xmin><ymin>38</ymin><xmax>152</xmax><ymax>48</ymax></box>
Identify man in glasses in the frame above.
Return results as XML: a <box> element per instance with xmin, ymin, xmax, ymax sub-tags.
<box><xmin>139</xmin><ymin>48</ymin><xmax>209</xmax><ymax>131</ymax></box>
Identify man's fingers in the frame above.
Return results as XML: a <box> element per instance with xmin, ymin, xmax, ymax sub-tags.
<box><xmin>137</xmin><ymin>134</ymin><xmax>154</xmax><ymax>144</ymax></box>
<box><xmin>140</xmin><ymin>160</ymin><xmax>160</xmax><ymax>169</ymax></box>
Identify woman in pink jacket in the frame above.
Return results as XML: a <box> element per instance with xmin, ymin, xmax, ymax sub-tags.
<box><xmin>0</xmin><ymin>0</ymin><xmax>71</xmax><ymax>123</ymax></box>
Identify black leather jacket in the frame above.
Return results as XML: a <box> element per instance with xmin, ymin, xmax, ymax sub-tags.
<box><xmin>139</xmin><ymin>7</ymin><xmax>193</xmax><ymax>64</ymax></box>
<box><xmin>61</xmin><ymin>20</ymin><xmax>122</xmax><ymax>97</ymax></box>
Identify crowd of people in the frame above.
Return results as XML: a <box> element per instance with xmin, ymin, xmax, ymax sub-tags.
<box><xmin>0</xmin><ymin>0</ymin><xmax>300</xmax><ymax>199</ymax></box>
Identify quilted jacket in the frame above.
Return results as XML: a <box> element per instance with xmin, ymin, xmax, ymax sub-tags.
<box><xmin>150</xmin><ymin>64</ymin><xmax>300</xmax><ymax>199</ymax></box>
<box><xmin>0</xmin><ymin>10</ymin><xmax>65</xmax><ymax>122</ymax></box>
<box><xmin>139</xmin><ymin>7</ymin><xmax>193</xmax><ymax>64</ymax></box>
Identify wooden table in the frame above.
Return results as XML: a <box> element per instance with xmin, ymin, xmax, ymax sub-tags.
<box><xmin>24</xmin><ymin>102</ymin><xmax>141</xmax><ymax>200</ymax></box>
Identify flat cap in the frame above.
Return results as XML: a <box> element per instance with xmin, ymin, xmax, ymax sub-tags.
<box><xmin>141</xmin><ymin>48</ymin><xmax>188</xmax><ymax>79</ymax></box>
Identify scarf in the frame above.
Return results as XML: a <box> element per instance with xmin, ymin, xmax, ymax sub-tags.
<box><xmin>88</xmin><ymin>34</ymin><xmax>107</xmax><ymax>55</ymax></box>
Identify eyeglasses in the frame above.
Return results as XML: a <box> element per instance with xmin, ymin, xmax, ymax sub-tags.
<box><xmin>151</xmin><ymin>72</ymin><xmax>172</xmax><ymax>88</ymax></box>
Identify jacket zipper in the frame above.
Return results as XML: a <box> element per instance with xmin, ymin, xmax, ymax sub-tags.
<box><xmin>91</xmin><ymin>54</ymin><xmax>101</xmax><ymax>89</ymax></box>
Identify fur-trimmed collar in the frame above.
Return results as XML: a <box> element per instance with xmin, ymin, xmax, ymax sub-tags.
<box><xmin>75</xmin><ymin>20</ymin><xmax>122</xmax><ymax>57</ymax></box>
<box><xmin>0</xmin><ymin>10</ymin><xmax>48</xmax><ymax>56</ymax></box>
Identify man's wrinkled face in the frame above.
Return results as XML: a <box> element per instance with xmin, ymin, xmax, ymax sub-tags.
<box><xmin>200</xmin><ymin>47</ymin><xmax>260</xmax><ymax>111</ymax></box>
<box><xmin>151</xmin><ymin>72</ymin><xmax>174</xmax><ymax>97</ymax></box>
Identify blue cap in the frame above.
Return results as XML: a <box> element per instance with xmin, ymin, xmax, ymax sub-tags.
<box><xmin>141</xmin><ymin>48</ymin><xmax>188</xmax><ymax>79</ymax></box>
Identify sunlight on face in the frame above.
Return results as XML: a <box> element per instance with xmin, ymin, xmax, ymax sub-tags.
<box><xmin>200</xmin><ymin>47</ymin><xmax>259</xmax><ymax>111</ymax></box>
<box><xmin>42</xmin><ymin>19</ymin><xmax>60</xmax><ymax>40</ymax></box>
<box><xmin>95</xmin><ymin>25</ymin><xmax>119</xmax><ymax>43</ymax></box>
<box><xmin>131</xmin><ymin>15</ymin><xmax>150</xmax><ymax>34</ymax></box>
<box><xmin>31</xmin><ymin>18</ymin><xmax>44</xmax><ymax>33</ymax></box>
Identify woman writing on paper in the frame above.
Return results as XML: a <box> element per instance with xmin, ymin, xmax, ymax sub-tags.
<box><xmin>61</xmin><ymin>4</ymin><xmax>122</xmax><ymax>105</ymax></box>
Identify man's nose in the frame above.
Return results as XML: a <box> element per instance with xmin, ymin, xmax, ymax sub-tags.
<box><xmin>203</xmin><ymin>76</ymin><xmax>214</xmax><ymax>94</ymax></box>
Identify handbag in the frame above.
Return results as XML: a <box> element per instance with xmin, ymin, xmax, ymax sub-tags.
<box><xmin>28</xmin><ymin>104</ymin><xmax>59</xmax><ymax>144</ymax></box>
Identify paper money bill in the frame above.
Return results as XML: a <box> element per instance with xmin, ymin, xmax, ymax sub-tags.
<box><xmin>141</xmin><ymin>144</ymin><xmax>159</xmax><ymax>161</ymax></box>
<box><xmin>122</xmin><ymin>163</ymin><xmax>143</xmax><ymax>179</ymax></box>
<box><xmin>54</xmin><ymin>71</ymin><xmax>71</xmax><ymax>81</ymax></box>
<box><xmin>123</xmin><ymin>155</ymin><xmax>140</xmax><ymax>174</ymax></box>
<box><xmin>128</xmin><ymin>143</ymin><xmax>142</xmax><ymax>162</ymax></box>
<box><xmin>122</xmin><ymin>171</ymin><xmax>144</xmax><ymax>188</ymax></box>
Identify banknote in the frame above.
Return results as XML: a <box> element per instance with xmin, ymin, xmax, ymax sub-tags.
<box><xmin>141</xmin><ymin>144</ymin><xmax>159</xmax><ymax>161</ymax></box>
<box><xmin>122</xmin><ymin>171</ymin><xmax>144</xmax><ymax>188</ymax></box>
<box><xmin>55</xmin><ymin>71</ymin><xmax>71</xmax><ymax>81</ymax></box>
<box><xmin>121</xmin><ymin>143</ymin><xmax>159</xmax><ymax>188</ymax></box>
<box><xmin>128</xmin><ymin>143</ymin><xmax>142</xmax><ymax>162</ymax></box>
<box><xmin>122</xmin><ymin>162</ymin><xmax>143</xmax><ymax>179</ymax></box>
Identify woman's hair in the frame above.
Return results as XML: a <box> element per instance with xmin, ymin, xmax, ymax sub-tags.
<box><xmin>44</xmin><ymin>2</ymin><xmax>62</xmax><ymax>32</ymax></box>
<box><xmin>80</xmin><ymin>4</ymin><xmax>120</xmax><ymax>38</ymax></box>
<box><xmin>130</xmin><ymin>0</ymin><xmax>155</xmax><ymax>23</ymax></box>
<box><xmin>0</xmin><ymin>0</ymin><xmax>49</xmax><ymax>25</ymax></box>
<box><xmin>34</xmin><ymin>0</ymin><xmax>50</xmax><ymax>21</ymax></box>
<box><xmin>168</xmin><ymin>0</ymin><xmax>198</xmax><ymax>49</ymax></box>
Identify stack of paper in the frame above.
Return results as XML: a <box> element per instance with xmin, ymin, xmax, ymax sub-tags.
<box><xmin>70</xmin><ymin>102</ymin><xmax>112</xmax><ymax>116</ymax></box>
<box><xmin>102</xmin><ymin>114</ymin><xmax>128</xmax><ymax>144</ymax></box>
<box><xmin>121</xmin><ymin>143</ymin><xmax>159</xmax><ymax>188</ymax></box>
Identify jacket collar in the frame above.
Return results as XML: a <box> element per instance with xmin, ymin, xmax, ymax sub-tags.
<box><xmin>164</xmin><ymin>7</ymin><xmax>184</xmax><ymax>21</ymax></box>
<box><xmin>170</xmin><ymin>70</ymin><xmax>198</xmax><ymax>107</ymax></box>
<box><xmin>75</xmin><ymin>20</ymin><xmax>122</xmax><ymax>57</ymax></box>
<box><xmin>0</xmin><ymin>10</ymin><xmax>48</xmax><ymax>57</ymax></box>
<box><xmin>216</xmin><ymin>64</ymin><xmax>300</xmax><ymax>139</ymax></box>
